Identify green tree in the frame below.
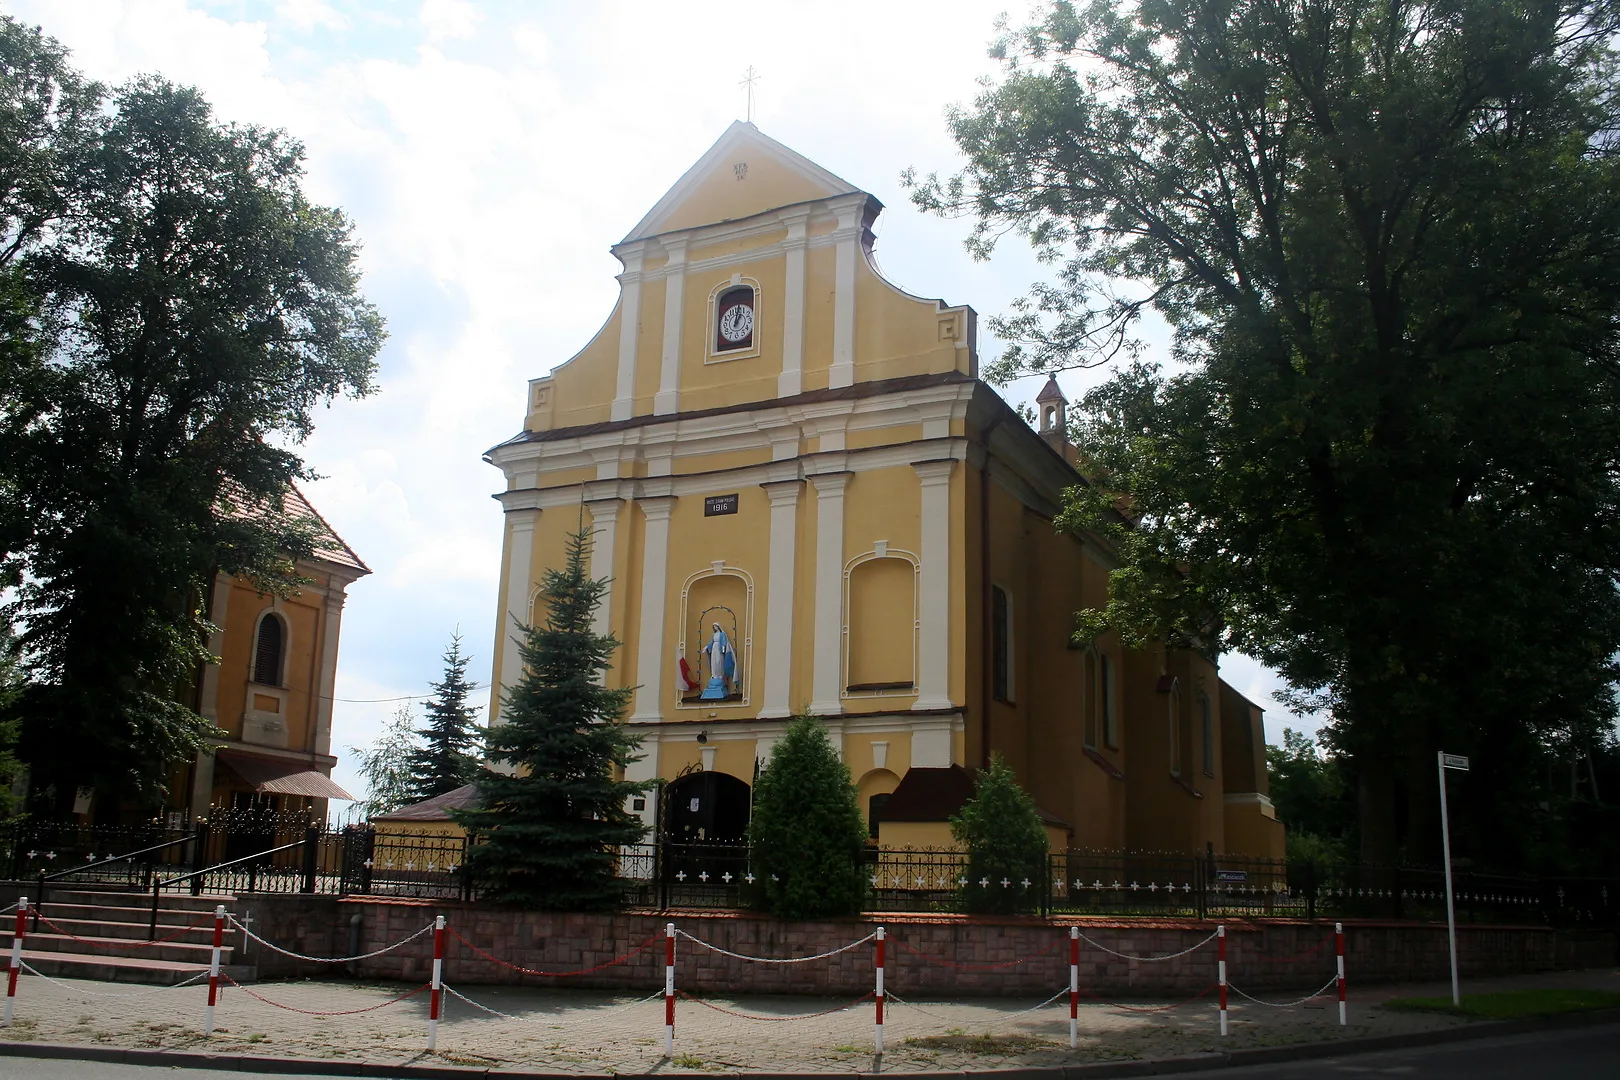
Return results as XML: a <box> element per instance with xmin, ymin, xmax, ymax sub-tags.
<box><xmin>351</xmin><ymin>705</ymin><xmax>419</xmax><ymax>819</ymax></box>
<box><xmin>457</xmin><ymin>525</ymin><xmax>648</xmax><ymax>910</ymax></box>
<box><xmin>747</xmin><ymin>715</ymin><xmax>868</xmax><ymax>918</ymax></box>
<box><xmin>1265</xmin><ymin>728</ymin><xmax>1354</xmax><ymax>863</ymax></box>
<box><xmin>911</xmin><ymin>0</ymin><xmax>1620</xmax><ymax>867</ymax></box>
<box><xmin>0</xmin><ymin>21</ymin><xmax>384</xmax><ymax>811</ymax></box>
<box><xmin>403</xmin><ymin>632</ymin><xmax>483</xmax><ymax>803</ymax></box>
<box><xmin>950</xmin><ymin>756</ymin><xmax>1048</xmax><ymax>915</ymax></box>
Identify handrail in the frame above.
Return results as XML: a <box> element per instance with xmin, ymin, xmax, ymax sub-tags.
<box><xmin>149</xmin><ymin>838</ymin><xmax>305</xmax><ymax>940</ymax></box>
<box><xmin>37</xmin><ymin>834</ymin><xmax>194</xmax><ymax>923</ymax></box>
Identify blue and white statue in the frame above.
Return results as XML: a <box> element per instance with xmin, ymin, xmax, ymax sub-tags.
<box><xmin>699</xmin><ymin>622</ymin><xmax>736</xmax><ymax>700</ymax></box>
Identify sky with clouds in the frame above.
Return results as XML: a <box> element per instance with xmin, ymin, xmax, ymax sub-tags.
<box><xmin>5</xmin><ymin>0</ymin><xmax>1319</xmax><ymax>805</ymax></box>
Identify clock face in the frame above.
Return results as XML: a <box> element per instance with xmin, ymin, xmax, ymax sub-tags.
<box><xmin>718</xmin><ymin>302</ymin><xmax>754</xmax><ymax>345</ymax></box>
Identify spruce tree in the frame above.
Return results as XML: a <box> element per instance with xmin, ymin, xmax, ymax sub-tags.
<box><xmin>456</xmin><ymin>525</ymin><xmax>648</xmax><ymax>910</ymax></box>
<box><xmin>403</xmin><ymin>632</ymin><xmax>482</xmax><ymax>803</ymax></box>
<box><xmin>951</xmin><ymin>756</ymin><xmax>1049</xmax><ymax>915</ymax></box>
<box><xmin>748</xmin><ymin>715</ymin><xmax>867</xmax><ymax>918</ymax></box>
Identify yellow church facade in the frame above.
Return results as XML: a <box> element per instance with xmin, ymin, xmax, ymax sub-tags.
<box><xmin>484</xmin><ymin>123</ymin><xmax>1283</xmax><ymax>859</ymax></box>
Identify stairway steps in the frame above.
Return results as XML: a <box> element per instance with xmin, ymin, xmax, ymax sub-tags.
<box><xmin>16</xmin><ymin>947</ymin><xmax>253</xmax><ymax>986</ymax></box>
<box><xmin>2</xmin><ymin>929</ymin><xmax>238</xmax><ymax>965</ymax></box>
<box><xmin>18</xmin><ymin>914</ymin><xmax>226</xmax><ymax>943</ymax></box>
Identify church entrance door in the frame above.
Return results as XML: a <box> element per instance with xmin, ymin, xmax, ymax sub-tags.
<box><xmin>660</xmin><ymin>771</ymin><xmax>750</xmax><ymax>902</ymax></box>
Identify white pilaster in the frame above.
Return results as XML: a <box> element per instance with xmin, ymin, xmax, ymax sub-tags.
<box><xmin>913</xmin><ymin>460</ymin><xmax>956</xmax><ymax>710</ymax></box>
<box><xmin>197</xmin><ymin>571</ymin><xmax>232</xmax><ymax>724</ymax></box>
<box><xmin>630</xmin><ymin>497</ymin><xmax>676</xmax><ymax>722</ymax></box>
<box><xmin>808</xmin><ymin>472</ymin><xmax>851</xmax><ymax>715</ymax></box>
<box><xmin>655</xmin><ymin>238</ymin><xmax>687</xmax><ymax>416</ymax></box>
<box><xmin>314</xmin><ymin>584</ymin><xmax>348</xmax><ymax>758</ymax></box>
<box><xmin>624</xmin><ymin>731</ymin><xmax>659</xmax><ymax>838</ymax></box>
<box><xmin>585</xmin><ymin>498</ymin><xmax>623</xmax><ymax>642</ymax></box>
<box><xmin>829</xmin><ymin>208</ymin><xmax>859</xmax><ymax>389</ymax></box>
<box><xmin>612</xmin><ymin>252</ymin><xmax>644</xmax><ymax>422</ymax></box>
<box><xmin>495</xmin><ymin>501</ymin><xmax>541</xmax><ymax>725</ymax></box>
<box><xmin>758</xmin><ymin>480</ymin><xmax>803</xmax><ymax>718</ymax></box>
<box><xmin>778</xmin><ymin>213</ymin><xmax>808</xmax><ymax>398</ymax></box>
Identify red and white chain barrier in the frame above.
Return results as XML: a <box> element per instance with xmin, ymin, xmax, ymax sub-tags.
<box><xmin>1068</xmin><ymin>925</ymin><xmax>1079</xmax><ymax>1049</ymax></box>
<box><xmin>664</xmin><ymin>921</ymin><xmax>675</xmax><ymax>1056</ymax></box>
<box><xmin>1218</xmin><ymin>924</ymin><xmax>1229</xmax><ymax>1036</ymax></box>
<box><xmin>873</xmin><ymin>925</ymin><xmax>886</xmax><ymax>1054</ymax></box>
<box><xmin>427</xmin><ymin>914</ymin><xmax>446</xmax><ymax>1052</ymax></box>
<box><xmin>1336</xmin><ymin>921</ymin><xmax>1348</xmax><ymax>1025</ymax></box>
<box><xmin>204</xmin><ymin>904</ymin><xmax>225</xmax><ymax>1036</ymax></box>
<box><xmin>4</xmin><ymin>895</ymin><xmax>26</xmax><ymax>1027</ymax></box>
<box><xmin>228</xmin><ymin>914</ymin><xmax>435</xmax><ymax>963</ymax></box>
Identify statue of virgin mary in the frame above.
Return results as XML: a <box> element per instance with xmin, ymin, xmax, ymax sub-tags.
<box><xmin>699</xmin><ymin>622</ymin><xmax>736</xmax><ymax>700</ymax></box>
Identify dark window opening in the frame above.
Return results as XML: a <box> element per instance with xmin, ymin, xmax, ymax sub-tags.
<box><xmin>253</xmin><ymin>614</ymin><xmax>283</xmax><ymax>687</ymax></box>
<box><xmin>1201</xmin><ymin>697</ymin><xmax>1216</xmax><ymax>777</ymax></box>
<box><xmin>1100</xmin><ymin>654</ymin><xmax>1116</xmax><ymax>748</ymax></box>
<box><xmin>992</xmin><ymin>585</ymin><xmax>1010</xmax><ymax>703</ymax></box>
<box><xmin>868</xmin><ymin>792</ymin><xmax>892</xmax><ymax>840</ymax></box>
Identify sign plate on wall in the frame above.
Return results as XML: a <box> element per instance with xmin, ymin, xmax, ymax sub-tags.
<box><xmin>1215</xmin><ymin>870</ymin><xmax>1248</xmax><ymax>883</ymax></box>
<box><xmin>1442</xmin><ymin>754</ymin><xmax>1470</xmax><ymax>771</ymax></box>
<box><xmin>704</xmin><ymin>494</ymin><xmax>740</xmax><ymax>517</ymax></box>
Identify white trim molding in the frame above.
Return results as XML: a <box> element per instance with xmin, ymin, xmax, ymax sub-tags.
<box><xmin>612</xmin><ymin>250</ymin><xmax>644</xmax><ymax>422</ymax></box>
<box><xmin>655</xmin><ymin>239</ymin><xmax>688</xmax><ymax>416</ymax></box>
<box><xmin>808</xmin><ymin>471</ymin><xmax>851</xmax><ymax>714</ymax></box>
<box><xmin>758</xmin><ymin>479</ymin><xmax>803</xmax><ymax>719</ymax></box>
<box><xmin>913</xmin><ymin>459</ymin><xmax>956</xmax><ymax>710</ymax></box>
<box><xmin>630</xmin><ymin>496</ymin><xmax>677</xmax><ymax>722</ymax></box>
<box><xmin>778</xmin><ymin>212</ymin><xmax>808</xmax><ymax>397</ymax></box>
<box><xmin>829</xmin><ymin>204</ymin><xmax>859</xmax><ymax>389</ymax></box>
<box><xmin>496</xmin><ymin>503</ymin><xmax>541</xmax><ymax>724</ymax></box>
<box><xmin>585</xmin><ymin>497</ymin><xmax>624</xmax><ymax>647</ymax></box>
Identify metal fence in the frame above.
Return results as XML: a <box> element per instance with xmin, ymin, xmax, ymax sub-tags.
<box><xmin>4</xmin><ymin>817</ymin><xmax>1613</xmax><ymax>927</ymax></box>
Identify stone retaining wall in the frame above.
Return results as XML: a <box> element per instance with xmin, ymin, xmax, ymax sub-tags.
<box><xmin>226</xmin><ymin>893</ymin><xmax>1615</xmax><ymax>996</ymax></box>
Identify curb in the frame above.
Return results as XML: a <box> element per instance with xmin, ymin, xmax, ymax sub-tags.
<box><xmin>1</xmin><ymin>1006</ymin><xmax>1618</xmax><ymax>1077</ymax></box>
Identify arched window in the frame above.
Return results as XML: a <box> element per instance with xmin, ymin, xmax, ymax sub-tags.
<box><xmin>253</xmin><ymin>613</ymin><xmax>284</xmax><ymax>687</ymax></box>
<box><xmin>1099</xmin><ymin>653</ymin><xmax>1117</xmax><ymax>748</ymax></box>
<box><xmin>1168</xmin><ymin>678</ymin><xmax>1183</xmax><ymax>777</ymax></box>
<box><xmin>1083</xmin><ymin>651</ymin><xmax>1099</xmax><ymax>749</ymax></box>
<box><xmin>1200</xmin><ymin>695</ymin><xmax>1216</xmax><ymax>776</ymax></box>
<box><xmin>991</xmin><ymin>585</ymin><xmax>1013</xmax><ymax>703</ymax></box>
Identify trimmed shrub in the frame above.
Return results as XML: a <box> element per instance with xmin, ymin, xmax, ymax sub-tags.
<box><xmin>951</xmin><ymin>755</ymin><xmax>1048</xmax><ymax>914</ymax></box>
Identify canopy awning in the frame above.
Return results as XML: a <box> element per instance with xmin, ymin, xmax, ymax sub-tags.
<box><xmin>216</xmin><ymin>750</ymin><xmax>354</xmax><ymax>801</ymax></box>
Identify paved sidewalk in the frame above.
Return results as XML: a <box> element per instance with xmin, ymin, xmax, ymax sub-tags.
<box><xmin>0</xmin><ymin>966</ymin><xmax>1616</xmax><ymax>1073</ymax></box>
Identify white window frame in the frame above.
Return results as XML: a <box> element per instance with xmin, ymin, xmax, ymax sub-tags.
<box><xmin>841</xmin><ymin>547</ymin><xmax>921</xmax><ymax>699</ymax></box>
<box><xmin>706</xmin><ymin>274</ymin><xmax>763</xmax><ymax>363</ymax></box>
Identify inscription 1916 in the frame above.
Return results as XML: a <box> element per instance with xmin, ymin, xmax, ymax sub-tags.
<box><xmin>704</xmin><ymin>494</ymin><xmax>740</xmax><ymax>517</ymax></box>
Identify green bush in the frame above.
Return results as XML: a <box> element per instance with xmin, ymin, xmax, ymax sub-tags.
<box><xmin>951</xmin><ymin>756</ymin><xmax>1047</xmax><ymax>915</ymax></box>
<box><xmin>748</xmin><ymin>716</ymin><xmax>868</xmax><ymax>918</ymax></box>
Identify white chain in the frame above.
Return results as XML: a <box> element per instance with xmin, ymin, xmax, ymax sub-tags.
<box><xmin>19</xmin><ymin>961</ymin><xmax>210</xmax><ymax>996</ymax></box>
<box><xmin>1226</xmin><ymin>974</ymin><xmax>1341</xmax><ymax>1008</ymax></box>
<box><xmin>227</xmin><ymin>914</ymin><xmax>434</xmax><ymax>963</ymax></box>
<box><xmin>442</xmin><ymin>984</ymin><xmax>663</xmax><ymax>1025</ymax></box>
<box><xmin>1074</xmin><ymin>928</ymin><xmax>1220</xmax><ymax>962</ymax></box>
<box><xmin>886</xmin><ymin>985</ymin><xmax>1069</xmax><ymax>1022</ymax></box>
<box><xmin>675</xmin><ymin>928</ymin><xmax>876</xmax><ymax>964</ymax></box>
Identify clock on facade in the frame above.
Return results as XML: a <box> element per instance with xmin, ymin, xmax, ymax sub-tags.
<box><xmin>713</xmin><ymin>284</ymin><xmax>755</xmax><ymax>352</ymax></box>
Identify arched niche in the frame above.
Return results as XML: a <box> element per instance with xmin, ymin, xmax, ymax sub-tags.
<box><xmin>679</xmin><ymin>562</ymin><xmax>754</xmax><ymax>708</ymax></box>
<box><xmin>843</xmin><ymin>548</ymin><xmax>919</xmax><ymax>698</ymax></box>
<box><xmin>858</xmin><ymin>767</ymin><xmax>902</xmax><ymax>840</ymax></box>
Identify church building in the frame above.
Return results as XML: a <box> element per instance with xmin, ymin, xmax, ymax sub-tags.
<box><xmin>484</xmin><ymin>123</ymin><xmax>1284</xmax><ymax>859</ymax></box>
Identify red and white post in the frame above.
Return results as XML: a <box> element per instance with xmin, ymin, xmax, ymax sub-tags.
<box><xmin>4</xmin><ymin>896</ymin><xmax>27</xmax><ymax>1027</ymax></box>
<box><xmin>427</xmin><ymin>914</ymin><xmax>446</xmax><ymax>1053</ymax></box>
<box><xmin>874</xmin><ymin>926</ymin><xmax>886</xmax><ymax>1054</ymax></box>
<box><xmin>204</xmin><ymin>904</ymin><xmax>225</xmax><ymax>1035</ymax></box>
<box><xmin>1335</xmin><ymin>922</ymin><xmax>1347</xmax><ymax>1026</ymax></box>
<box><xmin>1217</xmin><ymin>924</ymin><xmax>1228</xmax><ymax>1037</ymax></box>
<box><xmin>1068</xmin><ymin>926</ymin><xmax>1080</xmax><ymax>1049</ymax></box>
<box><xmin>664</xmin><ymin>922</ymin><xmax>676</xmax><ymax>1056</ymax></box>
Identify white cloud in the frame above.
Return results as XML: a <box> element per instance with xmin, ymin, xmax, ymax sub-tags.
<box><xmin>276</xmin><ymin>0</ymin><xmax>347</xmax><ymax>32</ymax></box>
<box><xmin>418</xmin><ymin>0</ymin><xmax>479</xmax><ymax>42</ymax></box>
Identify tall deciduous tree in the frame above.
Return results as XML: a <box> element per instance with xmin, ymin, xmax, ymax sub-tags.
<box><xmin>403</xmin><ymin>632</ymin><xmax>483</xmax><ymax>803</ymax></box>
<box><xmin>351</xmin><ymin>705</ymin><xmax>419</xmax><ymax>819</ymax></box>
<box><xmin>747</xmin><ymin>715</ymin><xmax>868</xmax><ymax>918</ymax></box>
<box><xmin>457</xmin><ymin>526</ymin><xmax>648</xmax><ymax>910</ymax></box>
<box><xmin>0</xmin><ymin>17</ymin><xmax>384</xmax><ymax>810</ymax></box>
<box><xmin>911</xmin><ymin>0</ymin><xmax>1620</xmax><ymax>866</ymax></box>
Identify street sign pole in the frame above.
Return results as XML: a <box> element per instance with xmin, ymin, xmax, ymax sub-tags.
<box><xmin>1438</xmin><ymin>751</ymin><xmax>1469</xmax><ymax>1007</ymax></box>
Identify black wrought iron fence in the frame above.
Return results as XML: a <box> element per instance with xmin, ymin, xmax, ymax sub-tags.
<box><xmin>3</xmin><ymin>816</ymin><xmax>1613</xmax><ymax>926</ymax></box>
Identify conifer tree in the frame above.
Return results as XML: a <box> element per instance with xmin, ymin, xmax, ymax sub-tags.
<box><xmin>748</xmin><ymin>715</ymin><xmax>867</xmax><ymax>918</ymax></box>
<box><xmin>402</xmin><ymin>632</ymin><xmax>482</xmax><ymax>803</ymax></box>
<box><xmin>456</xmin><ymin>525</ymin><xmax>648</xmax><ymax>910</ymax></box>
<box><xmin>951</xmin><ymin>756</ymin><xmax>1047</xmax><ymax>915</ymax></box>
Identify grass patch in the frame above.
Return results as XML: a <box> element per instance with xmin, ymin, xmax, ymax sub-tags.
<box><xmin>904</xmin><ymin>1033</ymin><xmax>1057</xmax><ymax>1054</ymax></box>
<box><xmin>1383</xmin><ymin>988</ymin><xmax>1620</xmax><ymax>1021</ymax></box>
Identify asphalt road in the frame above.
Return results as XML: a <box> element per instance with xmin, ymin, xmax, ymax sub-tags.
<box><xmin>2</xmin><ymin>1022</ymin><xmax>1618</xmax><ymax>1078</ymax></box>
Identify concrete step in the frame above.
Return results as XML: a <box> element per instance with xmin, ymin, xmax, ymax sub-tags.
<box><xmin>2</xmin><ymin>929</ymin><xmax>239</xmax><ymax>966</ymax></box>
<box><xmin>30</xmin><ymin>899</ymin><xmax>238</xmax><ymax>927</ymax></box>
<box><xmin>18</xmin><ymin>912</ymin><xmax>229</xmax><ymax>943</ymax></box>
<box><xmin>34</xmin><ymin>887</ymin><xmax>236</xmax><ymax>912</ymax></box>
<box><xmin>15</xmin><ymin>947</ymin><xmax>255</xmax><ymax>986</ymax></box>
